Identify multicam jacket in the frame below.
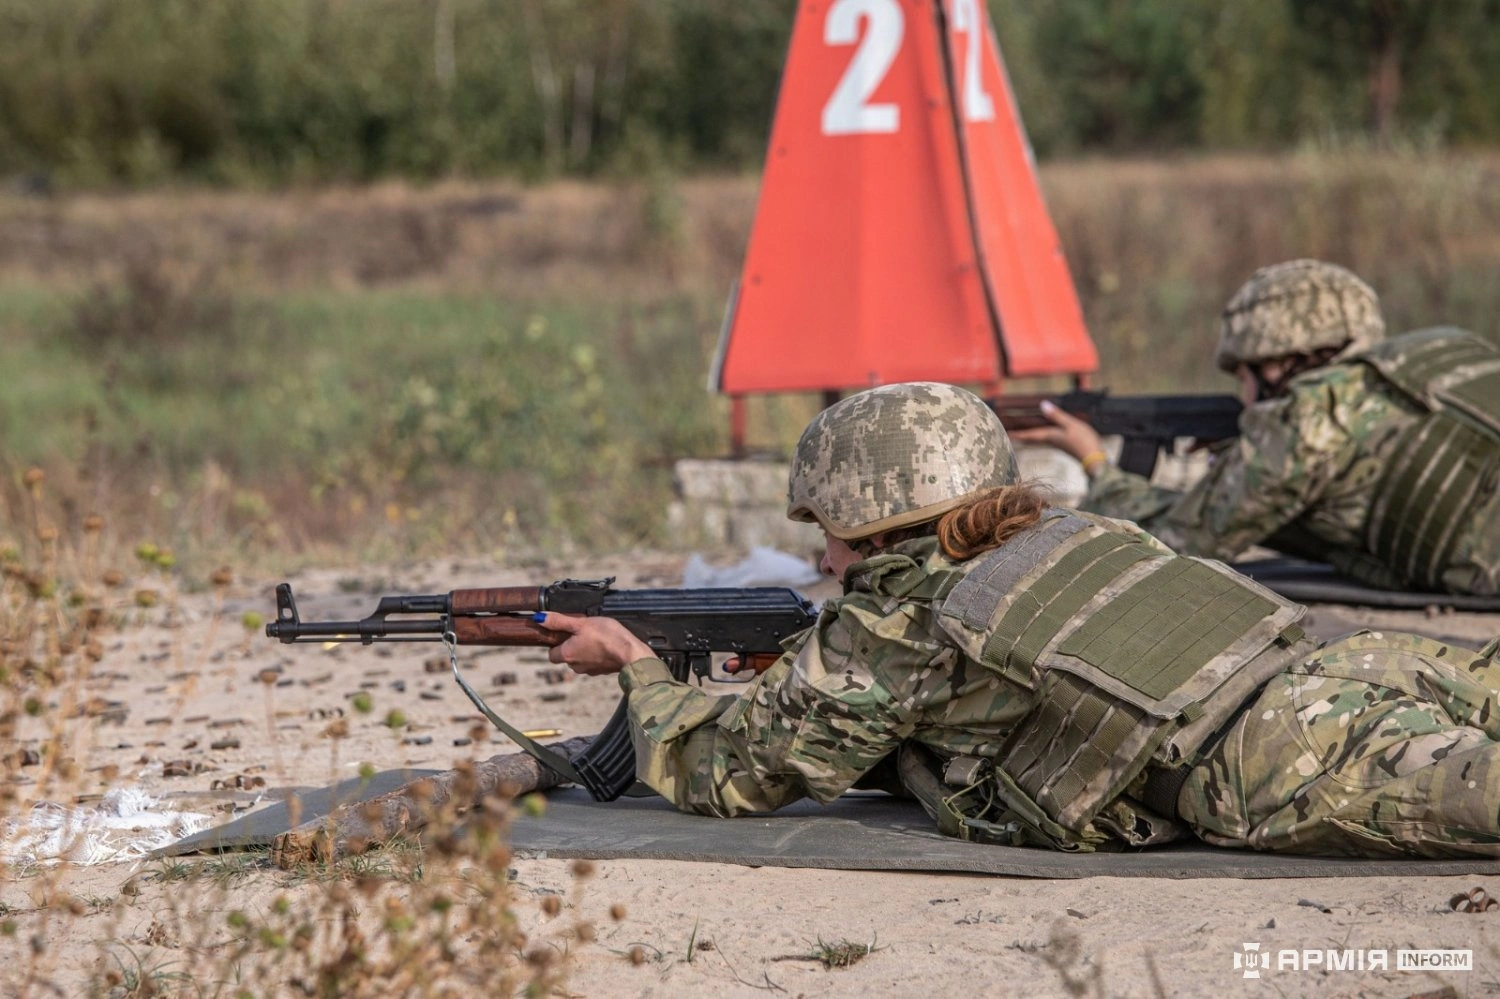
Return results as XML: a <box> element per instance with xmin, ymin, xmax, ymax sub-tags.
<box><xmin>621</xmin><ymin>513</ymin><xmax>1312</xmax><ymax>851</ymax></box>
<box><xmin>1083</xmin><ymin>329</ymin><xmax>1500</xmax><ymax>596</ymax></box>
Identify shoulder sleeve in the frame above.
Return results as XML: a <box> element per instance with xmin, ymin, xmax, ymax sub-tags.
<box><xmin>625</xmin><ymin>589</ymin><xmax>948</xmax><ymax>815</ymax></box>
<box><xmin>1135</xmin><ymin>376</ymin><xmax>1355</xmax><ymax>559</ymax></box>
<box><xmin>1080</xmin><ymin>464</ymin><xmax>1183</xmax><ymax>525</ymax></box>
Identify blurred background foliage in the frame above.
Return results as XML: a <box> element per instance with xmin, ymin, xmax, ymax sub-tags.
<box><xmin>1</xmin><ymin>0</ymin><xmax>1499</xmax><ymax>186</ymax></box>
<box><xmin>0</xmin><ymin>1</ymin><xmax>1498</xmax><ymax>573</ymax></box>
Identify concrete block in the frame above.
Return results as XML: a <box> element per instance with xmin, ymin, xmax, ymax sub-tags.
<box><xmin>670</xmin><ymin>460</ymin><xmax>822</xmax><ymax>555</ymax></box>
<box><xmin>673</xmin><ymin>459</ymin><xmax>789</xmax><ymax>505</ymax></box>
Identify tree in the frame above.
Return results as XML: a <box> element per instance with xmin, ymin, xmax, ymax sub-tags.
<box><xmin>1030</xmin><ymin>0</ymin><xmax>1206</xmax><ymax>151</ymax></box>
<box><xmin>1287</xmin><ymin>0</ymin><xmax>1438</xmax><ymax>139</ymax></box>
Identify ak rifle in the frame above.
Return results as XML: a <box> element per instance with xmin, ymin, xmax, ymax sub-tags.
<box><xmin>266</xmin><ymin>578</ymin><xmax>817</xmax><ymax>802</ymax></box>
<box><xmin>990</xmin><ymin>389</ymin><xmax>1243</xmax><ymax>476</ymax></box>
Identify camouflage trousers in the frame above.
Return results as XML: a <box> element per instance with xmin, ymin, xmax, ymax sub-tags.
<box><xmin>1178</xmin><ymin>631</ymin><xmax>1500</xmax><ymax>858</ymax></box>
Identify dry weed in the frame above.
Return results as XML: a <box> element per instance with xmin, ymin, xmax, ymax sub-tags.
<box><xmin>0</xmin><ymin>497</ymin><xmax>593</xmax><ymax>997</ymax></box>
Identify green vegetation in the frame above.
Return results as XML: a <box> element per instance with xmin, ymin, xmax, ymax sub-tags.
<box><xmin>996</xmin><ymin>0</ymin><xmax>1500</xmax><ymax>153</ymax></box>
<box><xmin>1</xmin><ymin>151</ymin><xmax>1497</xmax><ymax>573</ymax></box>
<box><xmin>0</xmin><ymin>282</ymin><xmax>728</xmax><ymax>562</ymax></box>
<box><xmin>2</xmin><ymin>1</ymin><xmax>1499</xmax><ymax>188</ymax></box>
<box><xmin>0</xmin><ymin>0</ymin><xmax>798</xmax><ymax>186</ymax></box>
<box><xmin>772</xmin><ymin>935</ymin><xmax>882</xmax><ymax>970</ymax></box>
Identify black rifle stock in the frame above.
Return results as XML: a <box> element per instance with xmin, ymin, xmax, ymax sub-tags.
<box><xmin>990</xmin><ymin>389</ymin><xmax>1243</xmax><ymax>476</ymax></box>
<box><xmin>266</xmin><ymin>578</ymin><xmax>817</xmax><ymax>802</ymax></box>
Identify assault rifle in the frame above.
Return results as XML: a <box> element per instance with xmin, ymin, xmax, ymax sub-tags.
<box><xmin>266</xmin><ymin>578</ymin><xmax>816</xmax><ymax>802</ymax></box>
<box><xmin>990</xmin><ymin>389</ymin><xmax>1243</xmax><ymax>476</ymax></box>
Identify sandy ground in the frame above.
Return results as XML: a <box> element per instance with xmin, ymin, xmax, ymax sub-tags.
<box><xmin>3</xmin><ymin>553</ymin><xmax>1498</xmax><ymax>998</ymax></box>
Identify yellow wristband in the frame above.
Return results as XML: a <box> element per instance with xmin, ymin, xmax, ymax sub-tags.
<box><xmin>1080</xmin><ymin>449</ymin><xmax>1110</xmax><ymax>475</ymax></box>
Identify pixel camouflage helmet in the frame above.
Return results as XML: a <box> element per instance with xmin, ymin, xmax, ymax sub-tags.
<box><xmin>1216</xmin><ymin>259</ymin><xmax>1385</xmax><ymax>373</ymax></box>
<box><xmin>786</xmin><ymin>382</ymin><xmax>1019</xmax><ymax>541</ymax></box>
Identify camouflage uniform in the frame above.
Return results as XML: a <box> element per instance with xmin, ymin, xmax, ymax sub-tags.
<box><xmin>1183</xmin><ymin>629</ymin><xmax>1500</xmax><ymax>858</ymax></box>
<box><xmin>622</xmin><ymin>520</ymin><xmax>1189</xmax><ymax>835</ymax></box>
<box><xmin>621</xmin><ymin>523</ymin><xmax>1500</xmax><ymax>857</ymax></box>
<box><xmin>616</xmin><ymin>379</ymin><xmax>1500</xmax><ymax>857</ymax></box>
<box><xmin>1086</xmin><ymin>262</ymin><xmax>1500</xmax><ymax>594</ymax></box>
<box><xmin>1084</xmin><ymin>330</ymin><xmax>1500</xmax><ymax>595</ymax></box>
<box><xmin>1083</xmin><ymin>360</ymin><xmax>1413</xmax><ymax>563</ymax></box>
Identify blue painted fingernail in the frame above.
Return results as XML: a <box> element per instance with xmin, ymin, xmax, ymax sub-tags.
<box><xmin>532</xmin><ymin>611</ymin><xmax>547</xmax><ymax>623</ymax></box>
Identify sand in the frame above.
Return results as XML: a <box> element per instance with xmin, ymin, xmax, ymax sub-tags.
<box><xmin>3</xmin><ymin>554</ymin><xmax>1497</xmax><ymax>997</ymax></box>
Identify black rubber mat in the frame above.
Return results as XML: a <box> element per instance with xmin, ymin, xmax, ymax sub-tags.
<box><xmin>1233</xmin><ymin>557</ymin><xmax>1500</xmax><ymax>611</ymax></box>
<box><xmin>159</xmin><ymin>778</ymin><xmax>1500</xmax><ymax>880</ymax></box>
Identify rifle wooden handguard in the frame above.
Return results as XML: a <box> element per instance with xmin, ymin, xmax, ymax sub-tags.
<box><xmin>449</xmin><ymin>587</ymin><xmax>545</xmax><ymax>614</ymax></box>
<box><xmin>450</xmin><ymin>615</ymin><xmax>564</xmax><ymax>646</ymax></box>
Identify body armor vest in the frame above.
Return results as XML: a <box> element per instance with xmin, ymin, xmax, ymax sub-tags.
<box><xmin>931</xmin><ymin>511</ymin><xmax>1309</xmax><ymax>849</ymax></box>
<box><xmin>1352</xmin><ymin>328</ymin><xmax>1500</xmax><ymax>591</ymax></box>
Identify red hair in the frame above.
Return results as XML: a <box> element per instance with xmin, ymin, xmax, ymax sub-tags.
<box><xmin>935</xmin><ymin>485</ymin><xmax>1048</xmax><ymax>561</ymax></box>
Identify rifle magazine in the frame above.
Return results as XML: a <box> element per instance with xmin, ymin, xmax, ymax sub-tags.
<box><xmin>569</xmin><ymin>699</ymin><xmax>640</xmax><ymax>801</ymax></box>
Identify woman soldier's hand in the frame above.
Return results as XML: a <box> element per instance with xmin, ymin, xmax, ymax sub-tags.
<box><xmin>532</xmin><ymin>612</ymin><xmax>656</xmax><ymax>676</ymax></box>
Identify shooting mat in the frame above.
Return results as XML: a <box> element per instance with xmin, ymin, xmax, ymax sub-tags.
<box><xmin>1232</xmin><ymin>557</ymin><xmax>1500</xmax><ymax>611</ymax></box>
<box><xmin>154</xmin><ymin>768</ymin><xmax>439</xmax><ymax>854</ymax></box>
<box><xmin>159</xmin><ymin>779</ymin><xmax>1500</xmax><ymax>880</ymax></box>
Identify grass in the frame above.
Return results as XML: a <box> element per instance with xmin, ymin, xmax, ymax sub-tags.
<box><xmin>139</xmin><ymin>853</ymin><xmax>272</xmax><ymax>889</ymax></box>
<box><xmin>0</xmin><ymin>501</ymin><xmax>583</xmax><ymax>999</ymax></box>
<box><xmin>2</xmin><ymin>152</ymin><xmax>1497</xmax><ymax>576</ymax></box>
<box><xmin>99</xmin><ymin>945</ymin><xmax>199</xmax><ymax>999</ymax></box>
<box><xmin>278</xmin><ymin>841</ymin><xmax>425</xmax><ymax>887</ymax></box>
<box><xmin>683</xmin><ymin>919</ymin><xmax>716</xmax><ymax>964</ymax></box>
<box><xmin>145</xmin><ymin>859</ymin><xmax>195</xmax><ymax>885</ymax></box>
<box><xmin>771</xmin><ymin>935</ymin><xmax>881</xmax><ymax>970</ymax></box>
<box><xmin>0</xmin><ymin>155</ymin><xmax>1496</xmax><ymax>993</ymax></box>
<box><xmin>807</xmin><ymin>937</ymin><xmax>878</xmax><ymax>970</ymax></box>
<box><xmin>0</xmin><ymin>282</ymin><xmax>740</xmax><ymax>574</ymax></box>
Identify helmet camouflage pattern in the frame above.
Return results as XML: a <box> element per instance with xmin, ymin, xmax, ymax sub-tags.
<box><xmin>1215</xmin><ymin>259</ymin><xmax>1385</xmax><ymax>372</ymax></box>
<box><xmin>786</xmin><ymin>382</ymin><xmax>1019</xmax><ymax>540</ymax></box>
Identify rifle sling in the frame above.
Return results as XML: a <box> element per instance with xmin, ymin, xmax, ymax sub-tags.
<box><xmin>443</xmin><ymin>633</ymin><xmax>587</xmax><ymax>788</ymax></box>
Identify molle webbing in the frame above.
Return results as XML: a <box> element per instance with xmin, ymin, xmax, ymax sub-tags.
<box><xmin>1367</xmin><ymin>416</ymin><xmax>1499</xmax><ymax>590</ymax></box>
<box><xmin>1356</xmin><ymin>329</ymin><xmax>1500</xmax><ymax>590</ymax></box>
<box><xmin>977</xmin><ymin>532</ymin><xmax>1155</xmax><ymax>685</ymax></box>
<box><xmin>942</xmin><ymin>511</ymin><xmax>1101</xmax><ymax>631</ymax></box>
<box><xmin>939</xmin><ymin>515</ymin><xmax>1307</xmax><ymax>836</ymax></box>
<box><xmin>1360</xmin><ymin>327</ymin><xmax>1500</xmax><ymax>437</ymax></box>
<box><xmin>1056</xmin><ymin>559</ymin><xmax>1278</xmax><ymax>701</ymax></box>
<box><xmin>984</xmin><ymin>556</ymin><xmax>1284</xmax><ymax>830</ymax></box>
<box><xmin>1001</xmin><ymin>672</ymin><xmax>1168</xmax><ymax>827</ymax></box>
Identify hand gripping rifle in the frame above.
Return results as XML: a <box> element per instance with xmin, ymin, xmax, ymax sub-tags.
<box><xmin>990</xmin><ymin>389</ymin><xmax>1243</xmax><ymax>476</ymax></box>
<box><xmin>266</xmin><ymin>578</ymin><xmax>817</xmax><ymax>801</ymax></box>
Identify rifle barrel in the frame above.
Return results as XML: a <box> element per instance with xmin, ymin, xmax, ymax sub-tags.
<box><xmin>265</xmin><ymin>616</ymin><xmax>447</xmax><ymax>642</ymax></box>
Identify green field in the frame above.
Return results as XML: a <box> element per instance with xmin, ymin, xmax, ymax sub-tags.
<box><xmin>3</xmin><ymin>152</ymin><xmax>1499</xmax><ymax>578</ymax></box>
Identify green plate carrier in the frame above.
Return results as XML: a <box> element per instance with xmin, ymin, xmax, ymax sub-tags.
<box><xmin>935</xmin><ymin>512</ymin><xmax>1308</xmax><ymax>849</ymax></box>
<box><xmin>1356</xmin><ymin>328</ymin><xmax>1500</xmax><ymax>591</ymax></box>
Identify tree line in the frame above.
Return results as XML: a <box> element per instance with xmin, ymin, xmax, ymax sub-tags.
<box><xmin>0</xmin><ymin>0</ymin><xmax>1495</xmax><ymax>187</ymax></box>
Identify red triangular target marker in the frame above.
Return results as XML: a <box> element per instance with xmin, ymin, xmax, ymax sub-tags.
<box><xmin>712</xmin><ymin>0</ymin><xmax>1097</xmax><ymax>395</ymax></box>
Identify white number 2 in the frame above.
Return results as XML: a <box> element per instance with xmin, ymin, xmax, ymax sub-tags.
<box><xmin>951</xmin><ymin>0</ymin><xmax>995</xmax><ymax>122</ymax></box>
<box><xmin>821</xmin><ymin>0</ymin><xmax>904</xmax><ymax>136</ymax></box>
<box><xmin>819</xmin><ymin>0</ymin><xmax>994</xmax><ymax>135</ymax></box>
